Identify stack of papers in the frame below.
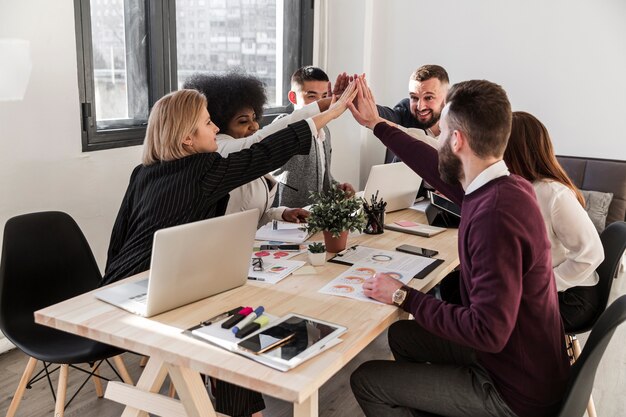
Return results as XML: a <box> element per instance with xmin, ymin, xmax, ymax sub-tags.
<box><xmin>255</xmin><ymin>221</ymin><xmax>311</xmax><ymax>243</ymax></box>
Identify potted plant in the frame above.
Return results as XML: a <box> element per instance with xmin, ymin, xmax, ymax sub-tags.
<box><xmin>307</xmin><ymin>242</ymin><xmax>327</xmax><ymax>266</ymax></box>
<box><xmin>307</xmin><ymin>185</ymin><xmax>367</xmax><ymax>253</ymax></box>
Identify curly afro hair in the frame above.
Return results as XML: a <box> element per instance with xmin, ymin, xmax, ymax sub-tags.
<box><xmin>183</xmin><ymin>71</ymin><xmax>267</xmax><ymax>133</ymax></box>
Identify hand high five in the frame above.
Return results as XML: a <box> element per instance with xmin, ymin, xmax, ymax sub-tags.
<box><xmin>347</xmin><ymin>76</ymin><xmax>385</xmax><ymax>130</ymax></box>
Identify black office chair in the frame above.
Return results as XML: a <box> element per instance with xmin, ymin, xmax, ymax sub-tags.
<box><xmin>563</xmin><ymin>221</ymin><xmax>626</xmax><ymax>417</ymax></box>
<box><xmin>0</xmin><ymin>211</ymin><xmax>133</xmax><ymax>417</ymax></box>
<box><xmin>556</xmin><ymin>294</ymin><xmax>626</xmax><ymax>417</ymax></box>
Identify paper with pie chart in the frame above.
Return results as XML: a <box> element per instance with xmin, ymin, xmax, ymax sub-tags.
<box><xmin>329</xmin><ymin>246</ymin><xmax>439</xmax><ymax>279</ymax></box>
<box><xmin>318</xmin><ymin>264</ymin><xmax>413</xmax><ymax>304</ymax></box>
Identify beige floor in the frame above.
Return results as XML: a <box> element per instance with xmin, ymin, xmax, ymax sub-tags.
<box><xmin>1</xmin><ymin>266</ymin><xmax>625</xmax><ymax>417</ymax></box>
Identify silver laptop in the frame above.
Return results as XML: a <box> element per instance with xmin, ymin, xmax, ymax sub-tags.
<box><xmin>361</xmin><ymin>162</ymin><xmax>423</xmax><ymax>212</ymax></box>
<box><xmin>95</xmin><ymin>209</ymin><xmax>259</xmax><ymax>317</ymax></box>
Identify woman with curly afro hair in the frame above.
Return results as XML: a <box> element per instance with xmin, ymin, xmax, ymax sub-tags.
<box><xmin>184</xmin><ymin>71</ymin><xmax>335</xmax><ymax>228</ymax></box>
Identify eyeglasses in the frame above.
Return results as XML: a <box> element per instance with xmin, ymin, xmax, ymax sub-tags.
<box><xmin>252</xmin><ymin>257</ymin><xmax>264</xmax><ymax>271</ymax></box>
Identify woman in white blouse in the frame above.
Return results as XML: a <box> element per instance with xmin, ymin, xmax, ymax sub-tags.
<box><xmin>503</xmin><ymin>111</ymin><xmax>604</xmax><ymax>329</ymax></box>
<box><xmin>184</xmin><ymin>72</ymin><xmax>328</xmax><ymax>227</ymax></box>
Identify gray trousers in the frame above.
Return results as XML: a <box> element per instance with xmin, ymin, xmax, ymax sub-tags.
<box><xmin>350</xmin><ymin>320</ymin><xmax>518</xmax><ymax>417</ymax></box>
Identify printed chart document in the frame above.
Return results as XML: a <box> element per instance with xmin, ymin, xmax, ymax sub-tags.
<box><xmin>319</xmin><ymin>264</ymin><xmax>414</xmax><ymax>304</ymax></box>
<box><xmin>384</xmin><ymin>220</ymin><xmax>446</xmax><ymax>237</ymax></box>
<box><xmin>188</xmin><ymin>313</ymin><xmax>345</xmax><ymax>372</ymax></box>
<box><xmin>328</xmin><ymin>245</ymin><xmax>443</xmax><ymax>279</ymax></box>
<box><xmin>247</xmin><ymin>257</ymin><xmax>305</xmax><ymax>284</ymax></box>
<box><xmin>255</xmin><ymin>221</ymin><xmax>311</xmax><ymax>243</ymax></box>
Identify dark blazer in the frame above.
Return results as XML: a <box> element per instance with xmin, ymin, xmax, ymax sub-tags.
<box><xmin>102</xmin><ymin>120</ymin><xmax>312</xmax><ymax>286</ymax></box>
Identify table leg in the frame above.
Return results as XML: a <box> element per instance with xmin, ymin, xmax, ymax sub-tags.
<box><xmin>166</xmin><ymin>364</ymin><xmax>217</xmax><ymax>417</ymax></box>
<box><xmin>117</xmin><ymin>357</ymin><xmax>168</xmax><ymax>417</ymax></box>
<box><xmin>293</xmin><ymin>390</ymin><xmax>319</xmax><ymax>417</ymax></box>
<box><xmin>106</xmin><ymin>357</ymin><xmax>223</xmax><ymax>417</ymax></box>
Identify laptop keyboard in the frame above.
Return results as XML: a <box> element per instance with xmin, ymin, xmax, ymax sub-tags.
<box><xmin>130</xmin><ymin>292</ymin><xmax>147</xmax><ymax>304</ymax></box>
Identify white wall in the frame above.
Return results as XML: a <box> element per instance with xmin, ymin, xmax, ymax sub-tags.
<box><xmin>0</xmin><ymin>0</ymin><xmax>142</xmax><ymax>266</ymax></box>
<box><xmin>325</xmin><ymin>0</ymin><xmax>626</xmax><ymax>188</ymax></box>
<box><xmin>1</xmin><ymin>0</ymin><xmax>625</xmax><ymax>350</ymax></box>
<box><xmin>0</xmin><ymin>1</ymin><xmax>142</xmax><ymax>350</ymax></box>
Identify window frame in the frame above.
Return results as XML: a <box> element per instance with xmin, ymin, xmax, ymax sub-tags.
<box><xmin>75</xmin><ymin>0</ymin><xmax>314</xmax><ymax>152</ymax></box>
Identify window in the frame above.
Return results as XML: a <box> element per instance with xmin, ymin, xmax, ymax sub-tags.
<box><xmin>75</xmin><ymin>0</ymin><xmax>313</xmax><ymax>151</ymax></box>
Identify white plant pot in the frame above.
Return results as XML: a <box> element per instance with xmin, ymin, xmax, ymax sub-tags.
<box><xmin>308</xmin><ymin>251</ymin><xmax>326</xmax><ymax>266</ymax></box>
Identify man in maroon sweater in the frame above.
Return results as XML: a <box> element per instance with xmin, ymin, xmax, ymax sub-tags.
<box><xmin>348</xmin><ymin>78</ymin><xmax>570</xmax><ymax>417</ymax></box>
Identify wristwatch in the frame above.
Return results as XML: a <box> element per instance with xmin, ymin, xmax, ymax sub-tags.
<box><xmin>392</xmin><ymin>286</ymin><xmax>409</xmax><ymax>307</ymax></box>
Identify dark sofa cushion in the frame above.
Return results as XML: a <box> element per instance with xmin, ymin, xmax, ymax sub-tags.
<box><xmin>580</xmin><ymin>189</ymin><xmax>613</xmax><ymax>233</ymax></box>
<box><xmin>557</xmin><ymin>156</ymin><xmax>626</xmax><ymax>226</ymax></box>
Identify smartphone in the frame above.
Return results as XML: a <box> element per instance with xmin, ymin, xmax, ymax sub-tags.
<box><xmin>259</xmin><ymin>244</ymin><xmax>300</xmax><ymax>251</ymax></box>
<box><xmin>396</xmin><ymin>244</ymin><xmax>438</xmax><ymax>258</ymax></box>
<box><xmin>237</xmin><ymin>324</ymin><xmax>296</xmax><ymax>354</ymax></box>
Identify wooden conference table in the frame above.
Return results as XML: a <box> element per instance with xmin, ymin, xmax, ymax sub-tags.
<box><xmin>35</xmin><ymin>208</ymin><xmax>459</xmax><ymax>417</ymax></box>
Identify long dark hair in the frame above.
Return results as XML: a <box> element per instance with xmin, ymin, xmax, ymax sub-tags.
<box><xmin>504</xmin><ymin>111</ymin><xmax>585</xmax><ymax>206</ymax></box>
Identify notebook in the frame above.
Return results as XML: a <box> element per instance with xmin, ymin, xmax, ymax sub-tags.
<box><xmin>361</xmin><ymin>162</ymin><xmax>423</xmax><ymax>212</ymax></box>
<box><xmin>383</xmin><ymin>219</ymin><xmax>446</xmax><ymax>237</ymax></box>
<box><xmin>94</xmin><ymin>209</ymin><xmax>259</xmax><ymax>317</ymax></box>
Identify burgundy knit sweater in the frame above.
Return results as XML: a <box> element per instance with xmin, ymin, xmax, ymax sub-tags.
<box><xmin>374</xmin><ymin>122</ymin><xmax>570</xmax><ymax>417</ymax></box>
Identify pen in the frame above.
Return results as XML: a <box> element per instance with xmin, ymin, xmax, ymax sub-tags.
<box><xmin>278</xmin><ymin>181</ymin><xmax>298</xmax><ymax>192</ymax></box>
<box><xmin>336</xmin><ymin>245</ymin><xmax>358</xmax><ymax>256</ymax></box>
<box><xmin>232</xmin><ymin>306</ymin><xmax>264</xmax><ymax>334</ymax></box>
<box><xmin>221</xmin><ymin>307</ymin><xmax>253</xmax><ymax>329</ymax></box>
<box><xmin>201</xmin><ymin>306</ymin><xmax>244</xmax><ymax>326</ymax></box>
<box><xmin>235</xmin><ymin>315</ymin><xmax>270</xmax><ymax>339</ymax></box>
<box><xmin>247</xmin><ymin>276</ymin><xmax>266</xmax><ymax>282</ymax></box>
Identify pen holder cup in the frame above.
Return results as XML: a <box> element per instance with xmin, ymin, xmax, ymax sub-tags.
<box><xmin>364</xmin><ymin>207</ymin><xmax>385</xmax><ymax>235</ymax></box>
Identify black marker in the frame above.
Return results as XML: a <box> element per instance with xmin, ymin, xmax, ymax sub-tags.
<box><xmin>221</xmin><ymin>307</ymin><xmax>252</xmax><ymax>329</ymax></box>
<box><xmin>200</xmin><ymin>306</ymin><xmax>243</xmax><ymax>326</ymax></box>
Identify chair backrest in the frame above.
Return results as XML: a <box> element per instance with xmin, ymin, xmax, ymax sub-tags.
<box><xmin>556</xmin><ymin>295</ymin><xmax>626</xmax><ymax>417</ymax></box>
<box><xmin>0</xmin><ymin>212</ymin><xmax>102</xmax><ymax>339</ymax></box>
<box><xmin>595</xmin><ymin>221</ymin><xmax>626</xmax><ymax>313</ymax></box>
<box><xmin>566</xmin><ymin>221</ymin><xmax>626</xmax><ymax>334</ymax></box>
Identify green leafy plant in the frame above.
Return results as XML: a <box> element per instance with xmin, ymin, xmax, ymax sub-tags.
<box><xmin>307</xmin><ymin>185</ymin><xmax>367</xmax><ymax>238</ymax></box>
<box><xmin>308</xmin><ymin>242</ymin><xmax>326</xmax><ymax>253</ymax></box>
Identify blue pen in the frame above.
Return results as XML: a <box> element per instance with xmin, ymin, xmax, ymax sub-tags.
<box><xmin>232</xmin><ymin>306</ymin><xmax>264</xmax><ymax>334</ymax></box>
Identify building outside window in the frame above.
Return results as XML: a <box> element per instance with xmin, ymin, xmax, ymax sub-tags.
<box><xmin>75</xmin><ymin>0</ymin><xmax>313</xmax><ymax>151</ymax></box>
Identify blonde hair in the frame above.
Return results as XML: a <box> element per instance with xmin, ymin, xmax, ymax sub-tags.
<box><xmin>142</xmin><ymin>89</ymin><xmax>207</xmax><ymax>165</ymax></box>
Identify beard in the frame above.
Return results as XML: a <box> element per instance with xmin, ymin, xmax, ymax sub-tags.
<box><xmin>438</xmin><ymin>135</ymin><xmax>463</xmax><ymax>186</ymax></box>
<box><xmin>412</xmin><ymin>102</ymin><xmax>444</xmax><ymax>130</ymax></box>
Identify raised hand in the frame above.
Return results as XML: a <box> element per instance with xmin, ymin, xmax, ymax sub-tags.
<box><xmin>326</xmin><ymin>79</ymin><xmax>359</xmax><ymax>118</ymax></box>
<box><xmin>331</xmin><ymin>72</ymin><xmax>351</xmax><ymax>97</ymax></box>
<box><xmin>311</xmin><ymin>79</ymin><xmax>359</xmax><ymax>132</ymax></box>
<box><xmin>348</xmin><ymin>77</ymin><xmax>384</xmax><ymax>129</ymax></box>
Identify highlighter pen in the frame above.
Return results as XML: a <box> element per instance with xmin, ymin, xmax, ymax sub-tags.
<box><xmin>235</xmin><ymin>315</ymin><xmax>270</xmax><ymax>339</ymax></box>
<box><xmin>221</xmin><ymin>307</ymin><xmax>252</xmax><ymax>329</ymax></box>
<box><xmin>232</xmin><ymin>306</ymin><xmax>264</xmax><ymax>335</ymax></box>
